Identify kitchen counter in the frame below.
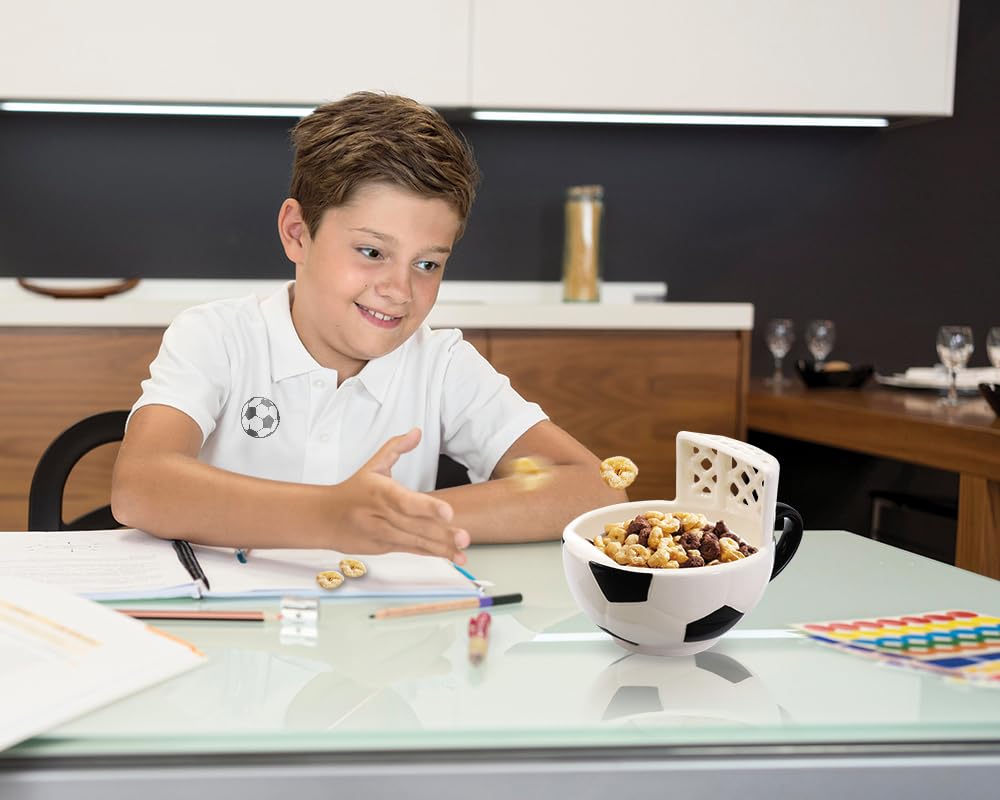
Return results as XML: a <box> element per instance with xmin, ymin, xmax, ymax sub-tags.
<box><xmin>1</xmin><ymin>277</ymin><xmax>754</xmax><ymax>531</ymax></box>
<box><xmin>0</xmin><ymin>278</ymin><xmax>753</xmax><ymax>330</ymax></box>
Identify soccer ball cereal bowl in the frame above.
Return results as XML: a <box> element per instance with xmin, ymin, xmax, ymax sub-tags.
<box><xmin>562</xmin><ymin>432</ymin><xmax>803</xmax><ymax>657</ymax></box>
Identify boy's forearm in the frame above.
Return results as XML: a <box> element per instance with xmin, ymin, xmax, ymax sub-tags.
<box><xmin>434</xmin><ymin>465</ymin><xmax>626</xmax><ymax>543</ymax></box>
<box><xmin>112</xmin><ymin>452</ymin><xmax>331</xmax><ymax>549</ymax></box>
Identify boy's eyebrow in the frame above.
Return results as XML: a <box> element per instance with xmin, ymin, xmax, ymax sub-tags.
<box><xmin>350</xmin><ymin>227</ymin><xmax>452</xmax><ymax>255</ymax></box>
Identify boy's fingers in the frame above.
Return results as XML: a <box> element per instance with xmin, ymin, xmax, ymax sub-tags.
<box><xmin>385</xmin><ymin>526</ymin><xmax>469</xmax><ymax>561</ymax></box>
<box><xmin>365</xmin><ymin>428</ymin><xmax>422</xmax><ymax>476</ymax></box>
<box><xmin>380</xmin><ymin>502</ymin><xmax>457</xmax><ymax>549</ymax></box>
<box><xmin>390</xmin><ymin>484</ymin><xmax>453</xmax><ymax>523</ymax></box>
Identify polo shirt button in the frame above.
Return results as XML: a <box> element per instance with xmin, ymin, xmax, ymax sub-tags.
<box><xmin>314</xmin><ymin>379</ymin><xmax>325</xmax><ymax>389</ymax></box>
<box><xmin>319</xmin><ymin>433</ymin><xmax>330</xmax><ymax>443</ymax></box>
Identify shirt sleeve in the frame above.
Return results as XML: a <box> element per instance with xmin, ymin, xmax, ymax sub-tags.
<box><xmin>127</xmin><ymin>305</ymin><xmax>234</xmax><ymax>444</ymax></box>
<box><xmin>439</xmin><ymin>336</ymin><xmax>549</xmax><ymax>483</ymax></box>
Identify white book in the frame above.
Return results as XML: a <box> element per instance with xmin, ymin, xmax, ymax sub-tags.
<box><xmin>0</xmin><ymin>529</ymin><xmax>479</xmax><ymax>601</ymax></box>
<box><xmin>0</xmin><ymin>576</ymin><xmax>205</xmax><ymax>751</ymax></box>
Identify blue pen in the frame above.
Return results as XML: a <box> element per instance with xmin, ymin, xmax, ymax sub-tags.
<box><xmin>452</xmin><ymin>562</ymin><xmax>476</xmax><ymax>582</ymax></box>
<box><xmin>235</xmin><ymin>549</ymin><xmax>248</xmax><ymax>563</ymax></box>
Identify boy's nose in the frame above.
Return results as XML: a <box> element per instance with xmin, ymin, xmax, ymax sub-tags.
<box><xmin>374</xmin><ymin>265</ymin><xmax>412</xmax><ymax>305</ymax></box>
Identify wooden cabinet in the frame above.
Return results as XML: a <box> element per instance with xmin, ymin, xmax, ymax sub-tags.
<box><xmin>0</xmin><ymin>328</ymin><xmax>163</xmax><ymax>530</ymax></box>
<box><xmin>490</xmin><ymin>330</ymin><xmax>749</xmax><ymax>501</ymax></box>
<box><xmin>470</xmin><ymin>0</ymin><xmax>959</xmax><ymax>117</ymax></box>
<box><xmin>0</xmin><ymin>0</ymin><xmax>471</xmax><ymax>107</ymax></box>
<box><xmin>0</xmin><ymin>326</ymin><xmax>748</xmax><ymax>530</ymax></box>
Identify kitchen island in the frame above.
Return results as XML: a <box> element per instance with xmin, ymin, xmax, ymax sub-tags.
<box><xmin>0</xmin><ymin>279</ymin><xmax>753</xmax><ymax>530</ymax></box>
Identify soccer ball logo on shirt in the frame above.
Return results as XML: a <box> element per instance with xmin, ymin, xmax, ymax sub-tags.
<box><xmin>240</xmin><ymin>397</ymin><xmax>280</xmax><ymax>438</ymax></box>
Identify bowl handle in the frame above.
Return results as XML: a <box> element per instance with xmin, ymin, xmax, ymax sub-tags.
<box><xmin>769</xmin><ymin>502</ymin><xmax>803</xmax><ymax>580</ymax></box>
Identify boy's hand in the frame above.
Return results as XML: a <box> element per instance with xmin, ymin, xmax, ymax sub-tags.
<box><xmin>328</xmin><ymin>428</ymin><xmax>470</xmax><ymax>564</ymax></box>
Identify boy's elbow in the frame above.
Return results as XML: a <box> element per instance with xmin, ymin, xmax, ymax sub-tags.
<box><xmin>110</xmin><ymin>475</ymin><xmax>138</xmax><ymax>529</ymax></box>
<box><xmin>110</xmin><ymin>455</ymin><xmax>145</xmax><ymax>530</ymax></box>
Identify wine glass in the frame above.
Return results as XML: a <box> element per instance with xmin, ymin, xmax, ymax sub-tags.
<box><xmin>765</xmin><ymin>318</ymin><xmax>795</xmax><ymax>386</ymax></box>
<box><xmin>805</xmin><ymin>320</ymin><xmax>836</xmax><ymax>369</ymax></box>
<box><xmin>936</xmin><ymin>325</ymin><xmax>974</xmax><ymax>406</ymax></box>
<box><xmin>988</xmin><ymin>327</ymin><xmax>1000</xmax><ymax>369</ymax></box>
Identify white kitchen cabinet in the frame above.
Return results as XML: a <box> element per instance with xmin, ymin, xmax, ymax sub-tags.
<box><xmin>0</xmin><ymin>0</ymin><xmax>960</xmax><ymax>118</ymax></box>
<box><xmin>470</xmin><ymin>0</ymin><xmax>959</xmax><ymax>117</ymax></box>
<box><xmin>0</xmin><ymin>0</ymin><xmax>470</xmax><ymax>107</ymax></box>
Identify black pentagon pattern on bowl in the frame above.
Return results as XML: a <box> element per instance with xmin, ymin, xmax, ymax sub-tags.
<box><xmin>588</xmin><ymin>560</ymin><xmax>652</xmax><ymax>603</ymax></box>
<box><xmin>684</xmin><ymin>605</ymin><xmax>744</xmax><ymax>642</ymax></box>
<box><xmin>795</xmin><ymin>360</ymin><xmax>874</xmax><ymax>388</ymax></box>
<box><xmin>597</xmin><ymin>624</ymin><xmax>641</xmax><ymax>647</ymax></box>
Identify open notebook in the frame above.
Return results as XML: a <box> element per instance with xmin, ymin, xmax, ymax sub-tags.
<box><xmin>0</xmin><ymin>576</ymin><xmax>205</xmax><ymax>751</ymax></box>
<box><xmin>0</xmin><ymin>529</ymin><xmax>479</xmax><ymax>601</ymax></box>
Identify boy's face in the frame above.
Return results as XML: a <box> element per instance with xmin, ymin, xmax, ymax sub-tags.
<box><xmin>281</xmin><ymin>182</ymin><xmax>461</xmax><ymax>378</ymax></box>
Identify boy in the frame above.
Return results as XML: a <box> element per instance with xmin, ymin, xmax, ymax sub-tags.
<box><xmin>111</xmin><ymin>92</ymin><xmax>624</xmax><ymax>564</ymax></box>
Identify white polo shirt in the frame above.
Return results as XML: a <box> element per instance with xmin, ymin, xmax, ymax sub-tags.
<box><xmin>129</xmin><ymin>281</ymin><xmax>548</xmax><ymax>490</ymax></box>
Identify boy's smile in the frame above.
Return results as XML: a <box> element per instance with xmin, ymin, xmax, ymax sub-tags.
<box><xmin>279</xmin><ymin>182</ymin><xmax>462</xmax><ymax>382</ymax></box>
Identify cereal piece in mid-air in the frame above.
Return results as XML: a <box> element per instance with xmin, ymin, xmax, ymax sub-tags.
<box><xmin>505</xmin><ymin>455</ymin><xmax>553</xmax><ymax>491</ymax></box>
<box><xmin>600</xmin><ymin>456</ymin><xmax>638</xmax><ymax>489</ymax></box>
<box><xmin>339</xmin><ymin>558</ymin><xmax>367</xmax><ymax>578</ymax></box>
<box><xmin>316</xmin><ymin>570</ymin><xmax>345</xmax><ymax>590</ymax></box>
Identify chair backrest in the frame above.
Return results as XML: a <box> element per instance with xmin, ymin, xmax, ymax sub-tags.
<box><xmin>28</xmin><ymin>410</ymin><xmax>129</xmax><ymax>531</ymax></box>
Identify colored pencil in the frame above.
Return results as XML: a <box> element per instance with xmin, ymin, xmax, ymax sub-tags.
<box><xmin>369</xmin><ymin>592</ymin><xmax>522</xmax><ymax>620</ymax></box>
<box><xmin>116</xmin><ymin>609</ymin><xmax>272</xmax><ymax>622</ymax></box>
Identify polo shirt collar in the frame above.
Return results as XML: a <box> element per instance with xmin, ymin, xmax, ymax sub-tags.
<box><xmin>354</xmin><ymin>340</ymin><xmax>405</xmax><ymax>404</ymax></box>
<box><xmin>262</xmin><ymin>281</ymin><xmax>324</xmax><ymax>382</ymax></box>
<box><xmin>262</xmin><ymin>281</ymin><xmax>405</xmax><ymax>402</ymax></box>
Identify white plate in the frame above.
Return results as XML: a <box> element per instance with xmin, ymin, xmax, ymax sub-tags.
<box><xmin>875</xmin><ymin>373</ymin><xmax>981</xmax><ymax>396</ymax></box>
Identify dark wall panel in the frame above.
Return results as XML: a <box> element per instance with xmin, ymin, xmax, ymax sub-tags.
<box><xmin>1</xmin><ymin>2</ymin><xmax>997</xmax><ymax>380</ymax></box>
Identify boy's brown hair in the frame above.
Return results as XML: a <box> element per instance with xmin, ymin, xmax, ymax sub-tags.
<box><xmin>289</xmin><ymin>91</ymin><xmax>480</xmax><ymax>238</ymax></box>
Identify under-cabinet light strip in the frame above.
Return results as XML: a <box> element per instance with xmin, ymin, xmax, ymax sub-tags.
<box><xmin>471</xmin><ymin>110</ymin><xmax>890</xmax><ymax>127</ymax></box>
<box><xmin>0</xmin><ymin>101</ymin><xmax>316</xmax><ymax>117</ymax></box>
<box><xmin>0</xmin><ymin>101</ymin><xmax>890</xmax><ymax>127</ymax></box>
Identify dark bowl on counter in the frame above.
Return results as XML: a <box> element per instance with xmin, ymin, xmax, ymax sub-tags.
<box><xmin>796</xmin><ymin>360</ymin><xmax>874</xmax><ymax>389</ymax></box>
<box><xmin>980</xmin><ymin>384</ymin><xmax>1000</xmax><ymax>417</ymax></box>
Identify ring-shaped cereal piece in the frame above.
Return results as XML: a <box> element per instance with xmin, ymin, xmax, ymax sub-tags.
<box><xmin>600</xmin><ymin>456</ymin><xmax>638</xmax><ymax>489</ymax></box>
<box><xmin>339</xmin><ymin>558</ymin><xmax>367</xmax><ymax>578</ymax></box>
<box><xmin>506</xmin><ymin>456</ymin><xmax>553</xmax><ymax>492</ymax></box>
<box><xmin>316</xmin><ymin>570</ymin><xmax>345</xmax><ymax>590</ymax></box>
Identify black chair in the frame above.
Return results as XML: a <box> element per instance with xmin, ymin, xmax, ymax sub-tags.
<box><xmin>28</xmin><ymin>410</ymin><xmax>129</xmax><ymax>531</ymax></box>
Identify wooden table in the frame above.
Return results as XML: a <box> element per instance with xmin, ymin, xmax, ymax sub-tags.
<box><xmin>748</xmin><ymin>378</ymin><xmax>1000</xmax><ymax>580</ymax></box>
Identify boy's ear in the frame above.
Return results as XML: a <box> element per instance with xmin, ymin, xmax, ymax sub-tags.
<box><xmin>277</xmin><ymin>199</ymin><xmax>309</xmax><ymax>264</ymax></box>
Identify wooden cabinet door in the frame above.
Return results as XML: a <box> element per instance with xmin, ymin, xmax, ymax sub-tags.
<box><xmin>488</xmin><ymin>330</ymin><xmax>748</xmax><ymax>501</ymax></box>
<box><xmin>0</xmin><ymin>328</ymin><xmax>164</xmax><ymax>530</ymax></box>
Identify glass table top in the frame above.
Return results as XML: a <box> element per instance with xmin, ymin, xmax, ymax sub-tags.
<box><xmin>6</xmin><ymin>531</ymin><xmax>1000</xmax><ymax>759</ymax></box>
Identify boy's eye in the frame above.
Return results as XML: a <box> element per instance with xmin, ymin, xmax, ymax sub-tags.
<box><xmin>414</xmin><ymin>260</ymin><xmax>440</xmax><ymax>273</ymax></box>
<box><xmin>358</xmin><ymin>247</ymin><xmax>382</xmax><ymax>260</ymax></box>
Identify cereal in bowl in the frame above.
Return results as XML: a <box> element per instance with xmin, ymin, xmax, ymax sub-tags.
<box><xmin>592</xmin><ymin>511</ymin><xmax>757</xmax><ymax>569</ymax></box>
